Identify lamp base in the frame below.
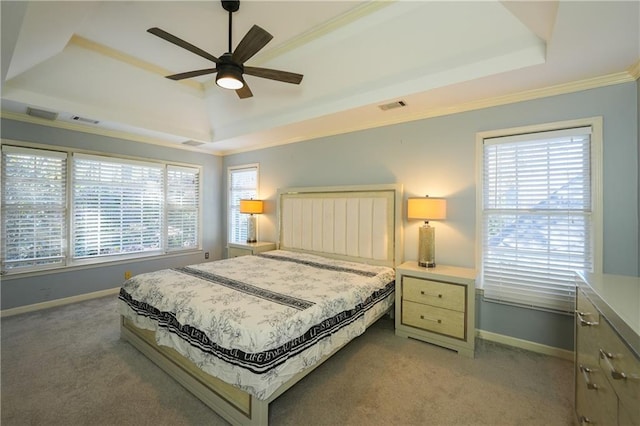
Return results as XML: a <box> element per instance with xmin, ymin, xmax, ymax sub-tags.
<box><xmin>417</xmin><ymin>222</ymin><xmax>436</xmax><ymax>268</ymax></box>
<box><xmin>246</xmin><ymin>214</ymin><xmax>257</xmax><ymax>243</ymax></box>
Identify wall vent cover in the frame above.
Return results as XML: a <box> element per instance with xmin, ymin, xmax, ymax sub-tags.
<box><xmin>378</xmin><ymin>100</ymin><xmax>407</xmax><ymax>111</ymax></box>
<box><xmin>182</xmin><ymin>140</ymin><xmax>205</xmax><ymax>147</ymax></box>
<box><xmin>71</xmin><ymin>115</ymin><xmax>99</xmax><ymax>125</ymax></box>
<box><xmin>26</xmin><ymin>107</ymin><xmax>58</xmax><ymax>120</ymax></box>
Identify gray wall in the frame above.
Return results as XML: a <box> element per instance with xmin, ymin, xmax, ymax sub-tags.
<box><xmin>1</xmin><ymin>81</ymin><xmax>637</xmax><ymax>352</ymax></box>
<box><xmin>0</xmin><ymin>119</ymin><xmax>223</xmax><ymax>310</ymax></box>
<box><xmin>223</xmin><ymin>81</ymin><xmax>639</xmax><ymax>351</ymax></box>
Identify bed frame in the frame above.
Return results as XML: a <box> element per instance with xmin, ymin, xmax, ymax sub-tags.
<box><xmin>120</xmin><ymin>183</ymin><xmax>403</xmax><ymax>425</ymax></box>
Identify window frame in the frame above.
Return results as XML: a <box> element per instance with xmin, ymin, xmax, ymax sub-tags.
<box><xmin>1</xmin><ymin>140</ymin><xmax>203</xmax><ymax>276</ymax></box>
<box><xmin>227</xmin><ymin>164</ymin><xmax>259</xmax><ymax>245</ymax></box>
<box><xmin>475</xmin><ymin>117</ymin><xmax>603</xmax><ymax>312</ymax></box>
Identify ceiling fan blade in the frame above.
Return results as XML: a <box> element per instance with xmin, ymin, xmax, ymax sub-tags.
<box><xmin>244</xmin><ymin>66</ymin><xmax>303</xmax><ymax>85</ymax></box>
<box><xmin>236</xmin><ymin>83</ymin><xmax>253</xmax><ymax>99</ymax></box>
<box><xmin>232</xmin><ymin>25</ymin><xmax>273</xmax><ymax>64</ymax></box>
<box><xmin>148</xmin><ymin>27</ymin><xmax>219</xmax><ymax>64</ymax></box>
<box><xmin>166</xmin><ymin>68</ymin><xmax>218</xmax><ymax>80</ymax></box>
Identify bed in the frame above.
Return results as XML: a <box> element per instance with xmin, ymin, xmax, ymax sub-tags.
<box><xmin>118</xmin><ymin>184</ymin><xmax>403</xmax><ymax>425</ymax></box>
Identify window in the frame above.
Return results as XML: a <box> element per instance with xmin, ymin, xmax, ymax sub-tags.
<box><xmin>73</xmin><ymin>154</ymin><xmax>164</xmax><ymax>259</ymax></box>
<box><xmin>1</xmin><ymin>145</ymin><xmax>202</xmax><ymax>275</ymax></box>
<box><xmin>1</xmin><ymin>146</ymin><xmax>67</xmax><ymax>271</ymax></box>
<box><xmin>166</xmin><ymin>165</ymin><xmax>200</xmax><ymax>251</ymax></box>
<box><xmin>228</xmin><ymin>165</ymin><xmax>258</xmax><ymax>244</ymax></box>
<box><xmin>478</xmin><ymin>120</ymin><xmax>602</xmax><ymax>312</ymax></box>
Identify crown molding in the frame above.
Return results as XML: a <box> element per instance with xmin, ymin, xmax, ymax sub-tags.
<box><xmin>69</xmin><ymin>35</ymin><xmax>203</xmax><ymax>92</ymax></box>
<box><xmin>0</xmin><ymin>110</ymin><xmax>217</xmax><ymax>155</ymax></box>
<box><xmin>220</xmin><ymin>70</ymin><xmax>636</xmax><ymax>155</ymax></box>
<box><xmin>344</xmin><ymin>71</ymin><xmax>637</xmax><ymax>138</ymax></box>
<box><xmin>628</xmin><ymin>60</ymin><xmax>640</xmax><ymax>80</ymax></box>
<box><xmin>2</xmin><ymin>68</ymin><xmax>635</xmax><ymax>157</ymax></box>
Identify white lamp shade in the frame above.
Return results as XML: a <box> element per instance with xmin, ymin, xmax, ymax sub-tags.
<box><xmin>407</xmin><ymin>197</ymin><xmax>446</xmax><ymax>220</ymax></box>
<box><xmin>239</xmin><ymin>199</ymin><xmax>264</xmax><ymax>215</ymax></box>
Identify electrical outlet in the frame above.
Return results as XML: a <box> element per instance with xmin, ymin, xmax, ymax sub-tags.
<box><xmin>204</xmin><ymin>252</ymin><xmax>210</xmax><ymax>259</ymax></box>
<box><xmin>124</xmin><ymin>271</ymin><xmax>132</xmax><ymax>280</ymax></box>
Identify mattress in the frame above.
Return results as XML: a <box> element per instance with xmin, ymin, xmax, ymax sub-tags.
<box><xmin>118</xmin><ymin>250</ymin><xmax>395</xmax><ymax>399</ymax></box>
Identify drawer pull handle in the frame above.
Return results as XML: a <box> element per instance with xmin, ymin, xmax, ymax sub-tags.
<box><xmin>420</xmin><ymin>291</ymin><xmax>443</xmax><ymax>298</ymax></box>
<box><xmin>599</xmin><ymin>349</ymin><xmax>640</xmax><ymax>381</ymax></box>
<box><xmin>579</xmin><ymin>365</ymin><xmax>599</xmax><ymax>390</ymax></box>
<box><xmin>575</xmin><ymin>311</ymin><xmax>599</xmax><ymax>327</ymax></box>
<box><xmin>579</xmin><ymin>415</ymin><xmax>593</xmax><ymax>425</ymax></box>
<box><xmin>420</xmin><ymin>315</ymin><xmax>442</xmax><ymax>324</ymax></box>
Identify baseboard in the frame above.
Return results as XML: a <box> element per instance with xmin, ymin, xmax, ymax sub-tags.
<box><xmin>1</xmin><ymin>287</ymin><xmax>121</xmax><ymax>318</ymax></box>
<box><xmin>476</xmin><ymin>329</ymin><xmax>574</xmax><ymax>361</ymax></box>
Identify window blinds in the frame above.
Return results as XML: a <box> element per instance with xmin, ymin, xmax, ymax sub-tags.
<box><xmin>228</xmin><ymin>166</ymin><xmax>258</xmax><ymax>244</ymax></box>
<box><xmin>166</xmin><ymin>165</ymin><xmax>200</xmax><ymax>251</ymax></box>
<box><xmin>481</xmin><ymin>127</ymin><xmax>592</xmax><ymax>312</ymax></box>
<box><xmin>72</xmin><ymin>153</ymin><xmax>163</xmax><ymax>259</ymax></box>
<box><xmin>1</xmin><ymin>146</ymin><xmax>67</xmax><ymax>271</ymax></box>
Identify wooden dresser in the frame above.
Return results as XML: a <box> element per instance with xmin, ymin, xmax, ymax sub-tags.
<box><xmin>395</xmin><ymin>262</ymin><xmax>476</xmax><ymax>358</ymax></box>
<box><xmin>575</xmin><ymin>271</ymin><xmax>639</xmax><ymax>425</ymax></box>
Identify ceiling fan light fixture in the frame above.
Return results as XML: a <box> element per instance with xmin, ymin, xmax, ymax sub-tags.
<box><xmin>216</xmin><ymin>63</ymin><xmax>244</xmax><ymax>90</ymax></box>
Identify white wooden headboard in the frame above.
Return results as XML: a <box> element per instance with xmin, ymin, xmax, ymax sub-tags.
<box><xmin>277</xmin><ymin>184</ymin><xmax>403</xmax><ymax>267</ymax></box>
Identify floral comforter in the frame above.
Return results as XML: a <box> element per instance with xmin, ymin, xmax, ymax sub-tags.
<box><xmin>118</xmin><ymin>250</ymin><xmax>395</xmax><ymax>399</ymax></box>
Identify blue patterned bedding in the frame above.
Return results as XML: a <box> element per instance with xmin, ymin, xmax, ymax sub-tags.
<box><xmin>118</xmin><ymin>250</ymin><xmax>395</xmax><ymax>399</ymax></box>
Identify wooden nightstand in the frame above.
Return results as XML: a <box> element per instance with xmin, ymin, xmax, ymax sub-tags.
<box><xmin>227</xmin><ymin>241</ymin><xmax>276</xmax><ymax>258</ymax></box>
<box><xmin>395</xmin><ymin>261</ymin><xmax>476</xmax><ymax>357</ymax></box>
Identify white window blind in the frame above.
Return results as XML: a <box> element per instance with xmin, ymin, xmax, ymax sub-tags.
<box><xmin>166</xmin><ymin>165</ymin><xmax>200</xmax><ymax>251</ymax></box>
<box><xmin>228</xmin><ymin>165</ymin><xmax>258</xmax><ymax>243</ymax></box>
<box><xmin>481</xmin><ymin>127</ymin><xmax>593</xmax><ymax>312</ymax></box>
<box><xmin>72</xmin><ymin>154</ymin><xmax>163</xmax><ymax>259</ymax></box>
<box><xmin>1</xmin><ymin>146</ymin><xmax>67</xmax><ymax>272</ymax></box>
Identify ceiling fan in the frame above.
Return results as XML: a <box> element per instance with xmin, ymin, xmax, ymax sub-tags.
<box><xmin>147</xmin><ymin>0</ymin><xmax>303</xmax><ymax>99</ymax></box>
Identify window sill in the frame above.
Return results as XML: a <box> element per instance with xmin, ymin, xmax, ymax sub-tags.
<box><xmin>1</xmin><ymin>249</ymin><xmax>202</xmax><ymax>280</ymax></box>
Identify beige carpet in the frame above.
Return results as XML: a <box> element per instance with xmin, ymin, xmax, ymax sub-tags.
<box><xmin>1</xmin><ymin>296</ymin><xmax>574</xmax><ymax>425</ymax></box>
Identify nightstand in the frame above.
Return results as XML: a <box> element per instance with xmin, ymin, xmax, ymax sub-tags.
<box><xmin>395</xmin><ymin>261</ymin><xmax>476</xmax><ymax>357</ymax></box>
<box><xmin>227</xmin><ymin>241</ymin><xmax>276</xmax><ymax>258</ymax></box>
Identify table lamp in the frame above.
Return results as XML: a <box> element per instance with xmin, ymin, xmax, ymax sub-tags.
<box><xmin>407</xmin><ymin>196</ymin><xmax>446</xmax><ymax>267</ymax></box>
<box><xmin>239</xmin><ymin>199</ymin><xmax>264</xmax><ymax>243</ymax></box>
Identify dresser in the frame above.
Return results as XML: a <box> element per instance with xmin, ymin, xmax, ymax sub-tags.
<box><xmin>227</xmin><ymin>241</ymin><xmax>276</xmax><ymax>258</ymax></box>
<box><xmin>575</xmin><ymin>271</ymin><xmax>640</xmax><ymax>425</ymax></box>
<box><xmin>395</xmin><ymin>262</ymin><xmax>476</xmax><ymax>358</ymax></box>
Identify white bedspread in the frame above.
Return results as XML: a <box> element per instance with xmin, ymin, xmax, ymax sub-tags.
<box><xmin>119</xmin><ymin>250</ymin><xmax>395</xmax><ymax>399</ymax></box>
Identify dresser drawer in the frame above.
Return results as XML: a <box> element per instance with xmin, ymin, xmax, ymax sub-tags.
<box><xmin>403</xmin><ymin>277</ymin><xmax>465</xmax><ymax>312</ymax></box>
<box><xmin>576</xmin><ymin>290</ymin><xmax>602</xmax><ymax>358</ymax></box>
<box><xmin>402</xmin><ymin>300</ymin><xmax>465</xmax><ymax>339</ymax></box>
<box><xmin>575</xmin><ymin>362</ymin><xmax>618</xmax><ymax>426</ymax></box>
<box><xmin>597</xmin><ymin>318</ymin><xmax>640</xmax><ymax>415</ymax></box>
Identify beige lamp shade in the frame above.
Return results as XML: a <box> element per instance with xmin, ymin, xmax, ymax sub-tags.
<box><xmin>239</xmin><ymin>199</ymin><xmax>264</xmax><ymax>215</ymax></box>
<box><xmin>407</xmin><ymin>197</ymin><xmax>446</xmax><ymax>220</ymax></box>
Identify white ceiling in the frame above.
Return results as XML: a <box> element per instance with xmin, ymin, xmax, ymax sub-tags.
<box><xmin>1</xmin><ymin>1</ymin><xmax>638</xmax><ymax>155</ymax></box>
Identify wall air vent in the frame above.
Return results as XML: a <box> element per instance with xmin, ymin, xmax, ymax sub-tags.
<box><xmin>71</xmin><ymin>115</ymin><xmax>99</xmax><ymax>125</ymax></box>
<box><xmin>26</xmin><ymin>107</ymin><xmax>58</xmax><ymax>121</ymax></box>
<box><xmin>378</xmin><ymin>100</ymin><xmax>407</xmax><ymax>111</ymax></box>
<box><xmin>182</xmin><ymin>140</ymin><xmax>205</xmax><ymax>147</ymax></box>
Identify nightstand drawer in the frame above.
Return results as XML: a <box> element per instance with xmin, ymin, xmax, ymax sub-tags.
<box><xmin>403</xmin><ymin>276</ymin><xmax>465</xmax><ymax>312</ymax></box>
<box><xmin>228</xmin><ymin>247</ymin><xmax>252</xmax><ymax>257</ymax></box>
<box><xmin>402</xmin><ymin>300</ymin><xmax>465</xmax><ymax>339</ymax></box>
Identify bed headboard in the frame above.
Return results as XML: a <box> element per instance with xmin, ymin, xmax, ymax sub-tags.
<box><xmin>277</xmin><ymin>184</ymin><xmax>403</xmax><ymax>267</ymax></box>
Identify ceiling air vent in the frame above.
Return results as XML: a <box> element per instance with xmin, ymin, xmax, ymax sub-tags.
<box><xmin>182</xmin><ymin>140</ymin><xmax>205</xmax><ymax>147</ymax></box>
<box><xmin>378</xmin><ymin>100</ymin><xmax>407</xmax><ymax>111</ymax></box>
<box><xmin>26</xmin><ymin>107</ymin><xmax>58</xmax><ymax>121</ymax></box>
<box><xmin>71</xmin><ymin>115</ymin><xmax>99</xmax><ymax>125</ymax></box>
